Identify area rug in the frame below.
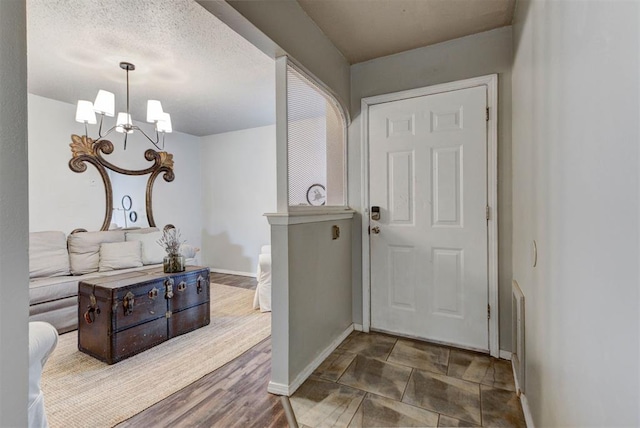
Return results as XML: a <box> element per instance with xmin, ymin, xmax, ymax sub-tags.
<box><xmin>42</xmin><ymin>283</ymin><xmax>271</xmax><ymax>428</ymax></box>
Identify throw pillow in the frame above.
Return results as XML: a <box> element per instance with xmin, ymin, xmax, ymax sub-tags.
<box><xmin>98</xmin><ymin>241</ymin><xmax>143</xmax><ymax>272</ymax></box>
<box><xmin>29</xmin><ymin>231</ymin><xmax>71</xmax><ymax>279</ymax></box>
<box><xmin>68</xmin><ymin>230</ymin><xmax>125</xmax><ymax>275</ymax></box>
<box><xmin>126</xmin><ymin>231</ymin><xmax>165</xmax><ymax>265</ymax></box>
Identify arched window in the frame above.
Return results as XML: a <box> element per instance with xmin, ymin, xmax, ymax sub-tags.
<box><xmin>286</xmin><ymin>63</ymin><xmax>347</xmax><ymax>208</ymax></box>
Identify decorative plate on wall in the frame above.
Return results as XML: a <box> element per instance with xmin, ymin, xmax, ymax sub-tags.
<box><xmin>306</xmin><ymin>184</ymin><xmax>326</xmax><ymax>206</ymax></box>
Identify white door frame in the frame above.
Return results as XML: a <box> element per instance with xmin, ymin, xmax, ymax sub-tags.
<box><xmin>360</xmin><ymin>74</ymin><xmax>500</xmax><ymax>358</ymax></box>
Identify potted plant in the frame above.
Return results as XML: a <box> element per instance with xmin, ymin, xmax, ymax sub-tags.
<box><xmin>158</xmin><ymin>227</ymin><xmax>186</xmax><ymax>273</ymax></box>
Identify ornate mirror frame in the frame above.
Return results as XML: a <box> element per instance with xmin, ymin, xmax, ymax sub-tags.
<box><xmin>68</xmin><ymin>134</ymin><xmax>175</xmax><ymax>231</ymax></box>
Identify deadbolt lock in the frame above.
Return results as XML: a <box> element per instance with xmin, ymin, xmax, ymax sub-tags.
<box><xmin>371</xmin><ymin>226</ymin><xmax>380</xmax><ymax>234</ymax></box>
<box><xmin>371</xmin><ymin>206</ymin><xmax>380</xmax><ymax>221</ymax></box>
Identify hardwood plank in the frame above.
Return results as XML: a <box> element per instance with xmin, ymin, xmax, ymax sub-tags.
<box><xmin>118</xmin><ymin>337</ymin><xmax>287</xmax><ymax>427</ymax></box>
<box><xmin>210</xmin><ymin>272</ymin><xmax>257</xmax><ymax>290</ymax></box>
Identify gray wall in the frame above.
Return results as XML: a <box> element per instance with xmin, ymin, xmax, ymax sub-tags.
<box><xmin>511</xmin><ymin>0</ymin><xmax>639</xmax><ymax>425</ymax></box>
<box><xmin>287</xmin><ymin>219</ymin><xmax>352</xmax><ymax>379</ymax></box>
<box><xmin>349</xmin><ymin>26</ymin><xmax>514</xmax><ymax>351</ymax></box>
<box><xmin>270</xmin><ymin>218</ymin><xmax>353</xmax><ymax>390</ymax></box>
<box><xmin>197</xmin><ymin>0</ymin><xmax>350</xmax><ymax>113</ymax></box>
<box><xmin>0</xmin><ymin>0</ymin><xmax>29</xmax><ymax>425</ymax></box>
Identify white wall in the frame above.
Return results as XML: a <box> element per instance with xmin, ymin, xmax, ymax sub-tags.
<box><xmin>28</xmin><ymin>94</ymin><xmax>203</xmax><ymax>251</ymax></box>
<box><xmin>200</xmin><ymin>125</ymin><xmax>276</xmax><ymax>275</ymax></box>
<box><xmin>349</xmin><ymin>27</ymin><xmax>514</xmax><ymax>350</ymax></box>
<box><xmin>511</xmin><ymin>0</ymin><xmax>639</xmax><ymax>426</ymax></box>
<box><xmin>0</xmin><ymin>0</ymin><xmax>29</xmax><ymax>425</ymax></box>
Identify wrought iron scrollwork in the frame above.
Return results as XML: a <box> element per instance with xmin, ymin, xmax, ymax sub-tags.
<box><xmin>68</xmin><ymin>134</ymin><xmax>175</xmax><ymax>231</ymax></box>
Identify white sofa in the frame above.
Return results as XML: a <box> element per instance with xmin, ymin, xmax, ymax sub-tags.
<box><xmin>29</xmin><ymin>228</ymin><xmax>197</xmax><ymax>333</ymax></box>
<box><xmin>28</xmin><ymin>321</ymin><xmax>58</xmax><ymax>428</ymax></box>
<box><xmin>253</xmin><ymin>245</ymin><xmax>272</xmax><ymax>312</ymax></box>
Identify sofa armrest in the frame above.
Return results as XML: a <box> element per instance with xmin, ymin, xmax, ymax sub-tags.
<box><xmin>29</xmin><ymin>322</ymin><xmax>58</xmax><ymax>428</ymax></box>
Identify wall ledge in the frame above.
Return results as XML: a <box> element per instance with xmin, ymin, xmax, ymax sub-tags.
<box><xmin>265</xmin><ymin>209</ymin><xmax>355</xmax><ymax>225</ymax></box>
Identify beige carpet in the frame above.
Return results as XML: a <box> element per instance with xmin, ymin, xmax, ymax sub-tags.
<box><xmin>42</xmin><ymin>283</ymin><xmax>271</xmax><ymax>428</ymax></box>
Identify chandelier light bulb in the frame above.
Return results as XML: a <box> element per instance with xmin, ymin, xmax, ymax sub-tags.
<box><xmin>156</xmin><ymin>113</ymin><xmax>172</xmax><ymax>133</ymax></box>
<box><xmin>115</xmin><ymin>112</ymin><xmax>134</xmax><ymax>134</ymax></box>
<box><xmin>93</xmin><ymin>90</ymin><xmax>115</xmax><ymax>117</ymax></box>
<box><xmin>75</xmin><ymin>100</ymin><xmax>97</xmax><ymax>124</ymax></box>
<box><xmin>146</xmin><ymin>100</ymin><xmax>164</xmax><ymax>123</ymax></box>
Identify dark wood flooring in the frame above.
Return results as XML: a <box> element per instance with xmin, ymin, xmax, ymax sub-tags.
<box><xmin>210</xmin><ymin>272</ymin><xmax>258</xmax><ymax>290</ymax></box>
<box><xmin>117</xmin><ymin>273</ymin><xmax>287</xmax><ymax>428</ymax></box>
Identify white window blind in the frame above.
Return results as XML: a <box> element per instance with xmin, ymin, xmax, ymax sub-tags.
<box><xmin>287</xmin><ymin>65</ymin><xmax>346</xmax><ymax>207</ymax></box>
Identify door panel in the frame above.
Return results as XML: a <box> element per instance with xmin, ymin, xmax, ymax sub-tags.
<box><xmin>369</xmin><ymin>86</ymin><xmax>488</xmax><ymax>351</ymax></box>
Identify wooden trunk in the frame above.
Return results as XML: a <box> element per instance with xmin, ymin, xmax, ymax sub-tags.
<box><xmin>78</xmin><ymin>266</ymin><xmax>210</xmax><ymax>364</ymax></box>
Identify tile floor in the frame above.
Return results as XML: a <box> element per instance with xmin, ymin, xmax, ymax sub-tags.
<box><xmin>290</xmin><ymin>331</ymin><xmax>526</xmax><ymax>427</ymax></box>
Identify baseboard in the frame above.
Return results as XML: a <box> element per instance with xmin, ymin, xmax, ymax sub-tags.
<box><xmin>209</xmin><ymin>268</ymin><xmax>256</xmax><ymax>278</ymax></box>
<box><xmin>353</xmin><ymin>323</ymin><xmax>363</xmax><ymax>332</ymax></box>
<box><xmin>499</xmin><ymin>350</ymin><xmax>512</xmax><ymax>360</ymax></box>
<box><xmin>267</xmin><ymin>381</ymin><xmax>289</xmax><ymax>396</ymax></box>
<box><xmin>511</xmin><ymin>357</ymin><xmax>534</xmax><ymax>428</ymax></box>
<box><xmin>267</xmin><ymin>323</ymin><xmax>355</xmax><ymax>396</ymax></box>
<box><xmin>520</xmin><ymin>392</ymin><xmax>535</xmax><ymax>428</ymax></box>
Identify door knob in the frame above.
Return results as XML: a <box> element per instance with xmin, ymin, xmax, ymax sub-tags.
<box><xmin>371</xmin><ymin>226</ymin><xmax>380</xmax><ymax>234</ymax></box>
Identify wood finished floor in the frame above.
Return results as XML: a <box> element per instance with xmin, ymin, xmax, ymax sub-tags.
<box><xmin>118</xmin><ymin>272</ymin><xmax>287</xmax><ymax>428</ymax></box>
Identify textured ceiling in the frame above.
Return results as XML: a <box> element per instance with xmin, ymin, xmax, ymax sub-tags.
<box><xmin>27</xmin><ymin>0</ymin><xmax>275</xmax><ymax>137</ymax></box>
<box><xmin>297</xmin><ymin>0</ymin><xmax>515</xmax><ymax>64</ymax></box>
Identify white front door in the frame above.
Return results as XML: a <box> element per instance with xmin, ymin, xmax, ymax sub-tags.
<box><xmin>369</xmin><ymin>86</ymin><xmax>489</xmax><ymax>351</ymax></box>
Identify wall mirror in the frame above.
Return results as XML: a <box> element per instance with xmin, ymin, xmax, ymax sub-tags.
<box><xmin>69</xmin><ymin>134</ymin><xmax>174</xmax><ymax>230</ymax></box>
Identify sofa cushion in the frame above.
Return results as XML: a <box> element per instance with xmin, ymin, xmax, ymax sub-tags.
<box><xmin>29</xmin><ymin>231</ymin><xmax>71</xmax><ymax>279</ymax></box>
<box><xmin>29</xmin><ymin>276</ymin><xmax>84</xmax><ymax>306</ymax></box>
<box><xmin>98</xmin><ymin>241</ymin><xmax>143</xmax><ymax>272</ymax></box>
<box><xmin>28</xmin><ymin>265</ymin><xmax>161</xmax><ymax>307</ymax></box>
<box><xmin>68</xmin><ymin>230</ymin><xmax>125</xmax><ymax>275</ymax></box>
<box><xmin>126</xmin><ymin>231</ymin><xmax>165</xmax><ymax>265</ymax></box>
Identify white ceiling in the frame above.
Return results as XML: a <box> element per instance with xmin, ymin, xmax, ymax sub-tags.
<box><xmin>297</xmin><ymin>0</ymin><xmax>515</xmax><ymax>64</ymax></box>
<box><xmin>27</xmin><ymin>0</ymin><xmax>275</xmax><ymax>137</ymax></box>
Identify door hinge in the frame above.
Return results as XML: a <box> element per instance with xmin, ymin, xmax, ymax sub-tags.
<box><xmin>487</xmin><ymin>304</ymin><xmax>491</xmax><ymax>319</ymax></box>
<box><xmin>486</xmin><ymin>107</ymin><xmax>490</xmax><ymax>121</ymax></box>
<box><xmin>486</xmin><ymin>206</ymin><xmax>490</xmax><ymax>220</ymax></box>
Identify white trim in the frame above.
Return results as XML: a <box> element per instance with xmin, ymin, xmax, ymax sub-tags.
<box><xmin>353</xmin><ymin>323</ymin><xmax>363</xmax><ymax>332</ymax></box>
<box><xmin>275</xmin><ymin>56</ymin><xmax>289</xmax><ymax>212</ymax></box>
<box><xmin>520</xmin><ymin>393</ymin><xmax>535</xmax><ymax>428</ymax></box>
<box><xmin>499</xmin><ymin>350</ymin><xmax>512</xmax><ymax>360</ymax></box>
<box><xmin>266</xmin><ymin>381</ymin><xmax>289</xmax><ymax>396</ymax></box>
<box><xmin>267</xmin><ymin>324</ymin><xmax>354</xmax><ymax>396</ymax></box>
<box><xmin>511</xmin><ymin>355</ymin><xmax>534</xmax><ymax>428</ymax></box>
<box><xmin>265</xmin><ymin>210</ymin><xmax>355</xmax><ymax>225</ymax></box>
<box><xmin>360</xmin><ymin>74</ymin><xmax>500</xmax><ymax>357</ymax></box>
<box><xmin>209</xmin><ymin>268</ymin><xmax>256</xmax><ymax>278</ymax></box>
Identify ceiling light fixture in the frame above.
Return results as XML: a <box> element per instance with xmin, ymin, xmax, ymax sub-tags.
<box><xmin>75</xmin><ymin>62</ymin><xmax>172</xmax><ymax>151</ymax></box>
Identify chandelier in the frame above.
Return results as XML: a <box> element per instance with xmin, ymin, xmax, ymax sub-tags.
<box><xmin>74</xmin><ymin>62</ymin><xmax>172</xmax><ymax>151</ymax></box>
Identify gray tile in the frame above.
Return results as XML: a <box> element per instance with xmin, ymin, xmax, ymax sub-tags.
<box><xmin>348</xmin><ymin>393</ymin><xmax>438</xmax><ymax>427</ymax></box>
<box><xmin>480</xmin><ymin>358</ymin><xmax>516</xmax><ymax>392</ymax></box>
<box><xmin>313</xmin><ymin>348</ymin><xmax>358</xmax><ymax>382</ymax></box>
<box><xmin>290</xmin><ymin>378</ymin><xmax>365</xmax><ymax>427</ymax></box>
<box><xmin>387</xmin><ymin>339</ymin><xmax>450</xmax><ymax>374</ymax></box>
<box><xmin>338</xmin><ymin>355</ymin><xmax>412</xmax><ymax>401</ymax></box>
<box><xmin>338</xmin><ymin>332</ymin><xmax>397</xmax><ymax>360</ymax></box>
<box><xmin>403</xmin><ymin>369</ymin><xmax>481</xmax><ymax>425</ymax></box>
<box><xmin>448</xmin><ymin>350</ymin><xmax>516</xmax><ymax>391</ymax></box>
<box><xmin>480</xmin><ymin>385</ymin><xmax>526</xmax><ymax>428</ymax></box>
<box><xmin>437</xmin><ymin>415</ymin><xmax>480</xmax><ymax>427</ymax></box>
